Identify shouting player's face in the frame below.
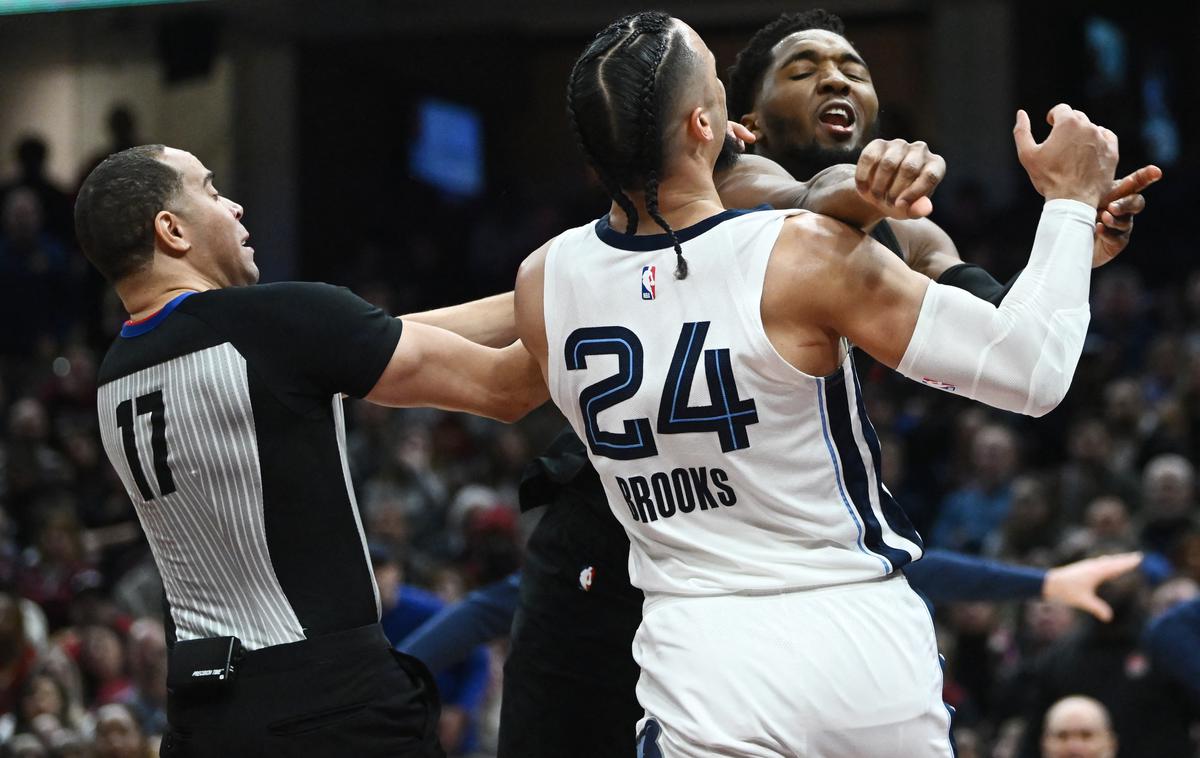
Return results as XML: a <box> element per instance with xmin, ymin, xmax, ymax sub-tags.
<box><xmin>742</xmin><ymin>30</ymin><xmax>880</xmax><ymax>172</ymax></box>
<box><xmin>158</xmin><ymin>148</ymin><xmax>258</xmax><ymax>287</ymax></box>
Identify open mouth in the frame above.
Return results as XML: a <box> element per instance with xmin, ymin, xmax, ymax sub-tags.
<box><xmin>817</xmin><ymin>101</ymin><xmax>857</xmax><ymax>138</ymax></box>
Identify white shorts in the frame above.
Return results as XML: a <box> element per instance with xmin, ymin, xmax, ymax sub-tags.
<box><xmin>632</xmin><ymin>574</ymin><xmax>953</xmax><ymax>757</ymax></box>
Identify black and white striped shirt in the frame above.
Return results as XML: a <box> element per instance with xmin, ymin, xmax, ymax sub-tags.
<box><xmin>96</xmin><ymin>283</ymin><xmax>403</xmax><ymax>650</ymax></box>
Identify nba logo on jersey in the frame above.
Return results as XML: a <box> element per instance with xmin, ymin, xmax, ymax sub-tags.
<box><xmin>920</xmin><ymin>376</ymin><xmax>958</xmax><ymax>392</ymax></box>
<box><xmin>641</xmin><ymin>266</ymin><xmax>656</xmax><ymax>300</ymax></box>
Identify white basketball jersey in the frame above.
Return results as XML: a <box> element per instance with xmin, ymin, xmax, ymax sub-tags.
<box><xmin>544</xmin><ymin>207</ymin><xmax>923</xmax><ymax>597</ymax></box>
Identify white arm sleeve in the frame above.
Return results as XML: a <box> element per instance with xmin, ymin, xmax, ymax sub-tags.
<box><xmin>896</xmin><ymin>199</ymin><xmax>1095</xmax><ymax>417</ymax></box>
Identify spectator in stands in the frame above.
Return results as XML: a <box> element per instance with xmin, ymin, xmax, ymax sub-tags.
<box><xmin>122</xmin><ymin>619</ymin><xmax>166</xmax><ymax>738</ymax></box>
<box><xmin>933</xmin><ymin>425</ymin><xmax>1019</xmax><ymax>553</ymax></box>
<box><xmin>0</xmin><ymin>136</ymin><xmax>73</xmax><ymax>243</ymax></box>
<box><xmin>0</xmin><ymin>189</ymin><xmax>77</xmax><ymax>354</ymax></box>
<box><xmin>78</xmin><ymin>625</ymin><xmax>132</xmax><ymax>707</ymax></box>
<box><xmin>0</xmin><ymin>592</ymin><xmax>38</xmax><ymax>721</ymax></box>
<box><xmin>1040</xmin><ymin>695</ymin><xmax>1117</xmax><ymax>758</ymax></box>
<box><xmin>1016</xmin><ymin>550</ymin><xmax>1191</xmax><ymax>757</ymax></box>
<box><xmin>93</xmin><ymin>702</ymin><xmax>151</xmax><ymax>758</ymax></box>
<box><xmin>1138</xmin><ymin>454</ymin><xmax>1196</xmax><ymax>557</ymax></box>
<box><xmin>1057</xmin><ymin>421</ymin><xmax>1139</xmax><ymax>522</ymax></box>
<box><xmin>16</xmin><ymin>508</ymin><xmax>94</xmax><ymax>631</ymax></box>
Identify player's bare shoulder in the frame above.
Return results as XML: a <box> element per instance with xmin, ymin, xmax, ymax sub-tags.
<box><xmin>764</xmin><ymin>212</ymin><xmax>884</xmax><ymax>324</ymax></box>
<box><xmin>516</xmin><ymin>241</ymin><xmax>552</xmax><ymax>291</ymax></box>
<box><xmin>514</xmin><ymin>238</ymin><xmax>556</xmax><ymax>366</ymax></box>
<box><xmin>773</xmin><ymin>211</ymin><xmax>869</xmax><ymax>272</ymax></box>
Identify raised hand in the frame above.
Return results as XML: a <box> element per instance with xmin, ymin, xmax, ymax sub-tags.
<box><xmin>1013</xmin><ymin>104</ymin><xmax>1119</xmax><ymax>208</ymax></box>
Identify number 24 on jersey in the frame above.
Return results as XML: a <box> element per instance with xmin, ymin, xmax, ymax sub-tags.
<box><xmin>565</xmin><ymin>321</ymin><xmax>758</xmax><ymax>461</ymax></box>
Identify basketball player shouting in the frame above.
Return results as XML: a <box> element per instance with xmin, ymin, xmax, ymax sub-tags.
<box><xmin>514</xmin><ymin>11</ymin><xmax>1120</xmax><ymax>756</ymax></box>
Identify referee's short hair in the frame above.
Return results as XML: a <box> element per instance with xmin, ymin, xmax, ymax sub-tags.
<box><xmin>75</xmin><ymin>144</ymin><xmax>182</xmax><ymax>283</ymax></box>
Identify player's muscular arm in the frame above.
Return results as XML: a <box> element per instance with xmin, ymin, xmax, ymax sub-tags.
<box><xmin>513</xmin><ymin>242</ymin><xmax>552</xmax><ymax>383</ymax></box>
<box><xmin>716</xmin><ymin>143</ymin><xmax>943</xmax><ymax>230</ymax></box>
<box><xmin>401</xmin><ymin>292</ymin><xmax>515</xmax><ymax>347</ymax></box>
<box><xmin>365</xmin><ymin>321</ymin><xmax>546</xmax><ymax>422</ymax></box>
<box><xmin>775</xmin><ymin>196</ymin><xmax>1097</xmax><ymax>417</ymax></box>
<box><xmin>886</xmin><ymin>218</ymin><xmax>964</xmax><ymax>281</ymax></box>
<box><xmin>715</xmin><ymin>154</ymin><xmax>812</xmax><ymax>212</ymax></box>
<box><xmin>769</xmin><ymin>215</ymin><xmax>927</xmax><ymax>373</ymax></box>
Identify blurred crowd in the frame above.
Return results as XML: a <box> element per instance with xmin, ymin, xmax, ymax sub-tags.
<box><xmin>0</xmin><ymin>116</ymin><xmax>1197</xmax><ymax>758</ymax></box>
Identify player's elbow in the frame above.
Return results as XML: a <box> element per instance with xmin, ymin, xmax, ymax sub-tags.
<box><xmin>489</xmin><ymin>342</ymin><xmax>548</xmax><ymax>423</ymax></box>
<box><xmin>985</xmin><ymin>355</ymin><xmax>1070</xmax><ymax>418</ymax></box>
<box><xmin>493</xmin><ymin>399</ymin><xmax>528</xmax><ymax>424</ymax></box>
<box><xmin>1020</xmin><ymin>317</ymin><xmax>1088</xmax><ymax>417</ymax></box>
<box><xmin>1023</xmin><ymin>367</ymin><xmax>1076</xmax><ymax>417</ymax></box>
<box><xmin>1024</xmin><ymin>390</ymin><xmax>1065</xmax><ymax>419</ymax></box>
<box><xmin>494</xmin><ymin>383</ymin><xmax>547</xmax><ymax>424</ymax></box>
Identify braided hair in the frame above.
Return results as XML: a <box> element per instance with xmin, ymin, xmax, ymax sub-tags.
<box><xmin>567</xmin><ymin>11</ymin><xmax>695</xmax><ymax>279</ymax></box>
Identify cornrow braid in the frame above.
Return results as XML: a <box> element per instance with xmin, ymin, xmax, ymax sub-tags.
<box><xmin>635</xmin><ymin>27</ymin><xmax>687</xmax><ymax>279</ymax></box>
<box><xmin>566</xmin><ymin>11</ymin><xmax>696</xmax><ymax>279</ymax></box>
<box><xmin>566</xmin><ymin>25</ymin><xmax>642</xmax><ymax>233</ymax></box>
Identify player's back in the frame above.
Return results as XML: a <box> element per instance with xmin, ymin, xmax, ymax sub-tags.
<box><xmin>543</xmin><ymin>207</ymin><xmax>922</xmax><ymax>597</ymax></box>
<box><xmin>96</xmin><ymin>282</ymin><xmax>402</xmax><ymax>649</ymax></box>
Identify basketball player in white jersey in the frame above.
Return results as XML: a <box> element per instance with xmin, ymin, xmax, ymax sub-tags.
<box><xmin>513</xmin><ymin>12</ymin><xmax>1119</xmax><ymax>757</ymax></box>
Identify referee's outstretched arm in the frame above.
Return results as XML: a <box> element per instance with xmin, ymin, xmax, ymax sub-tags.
<box><xmin>366</xmin><ymin>320</ymin><xmax>547</xmax><ymax>423</ymax></box>
<box><xmin>402</xmin><ymin>291</ymin><xmax>516</xmax><ymax>347</ymax></box>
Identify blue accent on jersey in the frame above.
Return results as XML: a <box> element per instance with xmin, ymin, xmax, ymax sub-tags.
<box><xmin>822</xmin><ymin>365</ymin><xmax>912</xmax><ymax>571</ymax></box>
<box><xmin>849</xmin><ymin>354</ymin><xmax>924</xmax><ymax>555</ymax></box>
<box><xmin>713</xmin><ymin>350</ymin><xmax>738</xmax><ymax>443</ymax></box>
<box><xmin>657</xmin><ymin>321</ymin><xmax>759</xmax><ymax>452</ymax></box>
<box><xmin>595</xmin><ymin>206</ymin><xmax>773</xmax><ymax>252</ymax></box>
<box><xmin>577</xmin><ymin>338</ymin><xmax>643</xmax><ymax>449</ymax></box>
<box><xmin>120</xmin><ymin>291</ymin><xmax>196</xmax><ymax>337</ymax></box>
<box><xmin>816</xmin><ymin>375</ymin><xmax>886</xmax><ymax>572</ymax></box>
<box><xmin>565</xmin><ymin>327</ymin><xmax>658</xmax><ymax>460</ymax></box>
<box><xmin>636</xmin><ymin>719</ymin><xmax>664</xmax><ymax>758</ymax></box>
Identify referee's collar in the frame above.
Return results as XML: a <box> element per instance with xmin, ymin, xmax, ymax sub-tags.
<box><xmin>120</xmin><ymin>291</ymin><xmax>196</xmax><ymax>338</ymax></box>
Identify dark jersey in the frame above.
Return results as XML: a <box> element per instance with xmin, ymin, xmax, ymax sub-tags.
<box><xmin>871</xmin><ymin>219</ymin><xmax>905</xmax><ymax>260</ymax></box>
<box><xmin>96</xmin><ymin>283</ymin><xmax>403</xmax><ymax>650</ymax></box>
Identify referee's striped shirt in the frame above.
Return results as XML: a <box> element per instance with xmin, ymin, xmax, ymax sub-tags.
<box><xmin>96</xmin><ymin>283</ymin><xmax>403</xmax><ymax>650</ymax></box>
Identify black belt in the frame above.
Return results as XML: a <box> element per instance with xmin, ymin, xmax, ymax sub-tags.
<box><xmin>236</xmin><ymin>623</ymin><xmax>390</xmax><ymax>677</ymax></box>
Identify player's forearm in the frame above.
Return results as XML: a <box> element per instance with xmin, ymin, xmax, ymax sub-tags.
<box><xmin>401</xmin><ymin>292</ymin><xmax>516</xmax><ymax>347</ymax></box>
<box><xmin>398</xmin><ymin>576</ymin><xmax>520</xmax><ymax>674</ymax></box>
<box><xmin>715</xmin><ymin>157</ymin><xmax>882</xmax><ymax>230</ymax></box>
<box><xmin>905</xmin><ymin>550</ymin><xmax>1045</xmax><ymax>603</ymax></box>
<box><xmin>491</xmin><ymin>341</ymin><xmax>549</xmax><ymax>423</ymax></box>
<box><xmin>896</xmin><ymin>199</ymin><xmax>1095</xmax><ymax>416</ymax></box>
<box><xmin>797</xmin><ymin>164</ymin><xmax>887</xmax><ymax>229</ymax></box>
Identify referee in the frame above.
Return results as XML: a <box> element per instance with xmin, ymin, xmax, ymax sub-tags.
<box><xmin>75</xmin><ymin>145</ymin><xmax>544</xmax><ymax>757</ymax></box>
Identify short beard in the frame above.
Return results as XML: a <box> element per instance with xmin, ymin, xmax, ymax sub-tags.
<box><xmin>758</xmin><ymin>120</ymin><xmax>881</xmax><ymax>180</ymax></box>
<box><xmin>713</xmin><ymin>132</ymin><xmax>742</xmax><ymax>175</ymax></box>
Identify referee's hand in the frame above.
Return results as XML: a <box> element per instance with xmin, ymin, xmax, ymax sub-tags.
<box><xmin>1042</xmin><ymin>552</ymin><xmax>1143</xmax><ymax>622</ymax></box>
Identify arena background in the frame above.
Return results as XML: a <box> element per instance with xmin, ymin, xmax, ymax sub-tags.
<box><xmin>0</xmin><ymin>0</ymin><xmax>1196</xmax><ymax>756</ymax></box>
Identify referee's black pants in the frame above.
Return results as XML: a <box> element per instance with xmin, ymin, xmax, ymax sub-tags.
<box><xmin>161</xmin><ymin>624</ymin><xmax>444</xmax><ymax>758</ymax></box>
